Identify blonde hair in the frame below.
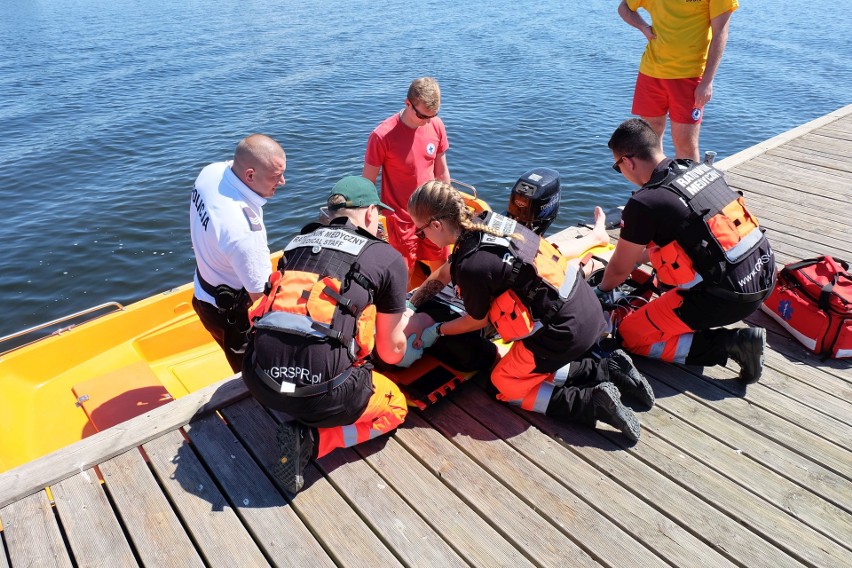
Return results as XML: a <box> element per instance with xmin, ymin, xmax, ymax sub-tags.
<box><xmin>408</xmin><ymin>180</ymin><xmax>522</xmax><ymax>240</ymax></box>
<box><xmin>407</xmin><ymin>77</ymin><xmax>441</xmax><ymax>112</ymax></box>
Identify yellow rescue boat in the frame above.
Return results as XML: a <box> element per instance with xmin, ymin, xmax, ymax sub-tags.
<box><xmin>0</xmin><ymin>254</ymin><xmax>282</xmax><ymax>473</ymax></box>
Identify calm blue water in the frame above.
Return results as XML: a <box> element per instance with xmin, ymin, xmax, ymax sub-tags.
<box><xmin>1</xmin><ymin>0</ymin><xmax>850</xmax><ymax>338</ymax></box>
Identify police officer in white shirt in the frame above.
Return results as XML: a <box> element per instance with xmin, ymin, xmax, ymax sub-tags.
<box><xmin>190</xmin><ymin>134</ymin><xmax>286</xmax><ymax>372</ymax></box>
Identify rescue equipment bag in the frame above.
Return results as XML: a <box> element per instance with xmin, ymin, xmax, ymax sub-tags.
<box><xmin>249</xmin><ymin>224</ymin><xmax>380</xmax><ymax>363</ymax></box>
<box><xmin>761</xmin><ymin>256</ymin><xmax>852</xmax><ymax>359</ymax></box>
<box><xmin>647</xmin><ymin>160</ymin><xmax>771</xmax><ymax>295</ymax></box>
<box><xmin>456</xmin><ymin>212</ymin><xmax>580</xmax><ymax>341</ymax></box>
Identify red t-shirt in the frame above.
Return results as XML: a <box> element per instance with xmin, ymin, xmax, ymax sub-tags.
<box><xmin>364</xmin><ymin>112</ymin><xmax>449</xmax><ymax>222</ymax></box>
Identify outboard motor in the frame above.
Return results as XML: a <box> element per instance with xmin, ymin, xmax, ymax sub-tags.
<box><xmin>506</xmin><ymin>167</ymin><xmax>561</xmax><ymax>236</ymax></box>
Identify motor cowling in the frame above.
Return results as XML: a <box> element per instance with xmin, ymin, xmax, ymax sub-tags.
<box><xmin>506</xmin><ymin>167</ymin><xmax>561</xmax><ymax>236</ymax></box>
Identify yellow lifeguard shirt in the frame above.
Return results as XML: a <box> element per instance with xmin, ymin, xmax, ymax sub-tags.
<box><xmin>627</xmin><ymin>0</ymin><xmax>739</xmax><ymax>79</ymax></box>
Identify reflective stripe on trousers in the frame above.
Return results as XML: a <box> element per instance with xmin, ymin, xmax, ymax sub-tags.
<box><xmin>315</xmin><ymin>371</ymin><xmax>407</xmax><ymax>458</ymax></box>
<box><xmin>618</xmin><ymin>288</ymin><xmax>695</xmax><ymax>363</ymax></box>
<box><xmin>492</xmin><ymin>341</ymin><xmax>557</xmax><ymax>415</ymax></box>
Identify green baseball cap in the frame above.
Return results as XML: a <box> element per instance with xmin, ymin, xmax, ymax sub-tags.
<box><xmin>328</xmin><ymin>176</ymin><xmax>395</xmax><ymax>213</ymax></box>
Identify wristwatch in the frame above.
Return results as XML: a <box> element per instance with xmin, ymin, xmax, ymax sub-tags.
<box><xmin>436</xmin><ymin>322</ymin><xmax>445</xmax><ymax>337</ymax></box>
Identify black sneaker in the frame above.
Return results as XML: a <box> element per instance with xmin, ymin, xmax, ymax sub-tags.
<box><xmin>592</xmin><ymin>382</ymin><xmax>641</xmax><ymax>442</ymax></box>
<box><xmin>271</xmin><ymin>421</ymin><xmax>314</xmax><ymax>494</ymax></box>
<box><xmin>725</xmin><ymin>328</ymin><xmax>766</xmax><ymax>384</ymax></box>
<box><xmin>607</xmin><ymin>349</ymin><xmax>655</xmax><ymax>408</ymax></box>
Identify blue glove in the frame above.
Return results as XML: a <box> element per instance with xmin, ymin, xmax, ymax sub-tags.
<box><xmin>397</xmin><ymin>334</ymin><xmax>424</xmax><ymax>368</ymax></box>
<box><xmin>594</xmin><ymin>285</ymin><xmax>621</xmax><ymax>308</ymax></box>
<box><xmin>420</xmin><ymin>323</ymin><xmax>441</xmax><ymax>349</ymax></box>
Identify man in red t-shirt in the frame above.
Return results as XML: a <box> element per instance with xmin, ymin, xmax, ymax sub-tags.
<box><xmin>363</xmin><ymin>77</ymin><xmax>451</xmax><ymax>286</ymax></box>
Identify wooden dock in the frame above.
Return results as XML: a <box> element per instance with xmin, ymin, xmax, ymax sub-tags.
<box><xmin>2</xmin><ymin>105</ymin><xmax>851</xmax><ymax>567</ymax></box>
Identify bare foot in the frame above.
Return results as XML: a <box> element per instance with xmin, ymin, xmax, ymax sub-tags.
<box><xmin>590</xmin><ymin>206</ymin><xmax>610</xmax><ymax>246</ymax></box>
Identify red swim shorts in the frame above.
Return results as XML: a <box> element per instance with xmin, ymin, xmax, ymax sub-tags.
<box><xmin>632</xmin><ymin>73</ymin><xmax>703</xmax><ymax>124</ymax></box>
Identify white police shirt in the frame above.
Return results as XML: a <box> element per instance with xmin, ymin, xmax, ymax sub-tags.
<box><xmin>190</xmin><ymin>161</ymin><xmax>270</xmax><ymax>306</ymax></box>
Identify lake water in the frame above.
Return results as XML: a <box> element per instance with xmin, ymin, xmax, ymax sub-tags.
<box><xmin>1</xmin><ymin>0</ymin><xmax>850</xmax><ymax>338</ymax></box>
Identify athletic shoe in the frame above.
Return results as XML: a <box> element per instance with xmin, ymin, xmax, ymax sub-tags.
<box><xmin>607</xmin><ymin>349</ymin><xmax>655</xmax><ymax>408</ymax></box>
<box><xmin>592</xmin><ymin>382</ymin><xmax>641</xmax><ymax>442</ymax></box>
<box><xmin>725</xmin><ymin>328</ymin><xmax>766</xmax><ymax>384</ymax></box>
<box><xmin>270</xmin><ymin>421</ymin><xmax>314</xmax><ymax>494</ymax></box>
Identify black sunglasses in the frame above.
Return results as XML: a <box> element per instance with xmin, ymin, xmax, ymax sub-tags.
<box><xmin>408</xmin><ymin>100</ymin><xmax>438</xmax><ymax>120</ymax></box>
<box><xmin>612</xmin><ymin>155</ymin><xmax>634</xmax><ymax>173</ymax></box>
<box><xmin>414</xmin><ymin>217</ymin><xmax>435</xmax><ymax>240</ymax></box>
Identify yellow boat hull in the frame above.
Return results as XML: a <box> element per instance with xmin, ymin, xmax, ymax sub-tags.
<box><xmin>0</xmin><ymin>253</ymin><xmax>283</xmax><ymax>473</ymax></box>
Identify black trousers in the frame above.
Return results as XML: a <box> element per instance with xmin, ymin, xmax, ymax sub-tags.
<box><xmin>192</xmin><ymin>296</ymin><xmax>249</xmax><ymax>373</ymax></box>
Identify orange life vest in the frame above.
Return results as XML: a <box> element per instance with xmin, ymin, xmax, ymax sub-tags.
<box><xmin>249</xmin><ymin>223</ymin><xmax>379</xmax><ymax>362</ymax></box>
<box><xmin>454</xmin><ymin>212</ymin><xmax>581</xmax><ymax>341</ymax></box>
<box><xmin>646</xmin><ymin>161</ymin><xmax>769</xmax><ymax>292</ymax></box>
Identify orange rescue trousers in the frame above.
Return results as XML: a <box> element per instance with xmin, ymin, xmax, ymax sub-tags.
<box><xmin>491</xmin><ymin>341</ymin><xmax>606</xmax><ymax>422</ymax></box>
<box><xmin>315</xmin><ymin>371</ymin><xmax>407</xmax><ymax>458</ymax></box>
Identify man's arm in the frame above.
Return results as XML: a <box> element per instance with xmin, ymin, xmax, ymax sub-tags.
<box><xmin>433</xmin><ymin>153</ymin><xmax>451</xmax><ymax>184</ymax></box>
<box><xmin>375</xmin><ymin>311</ymin><xmax>408</xmax><ymax>365</ymax></box>
<box><xmin>618</xmin><ymin>0</ymin><xmax>656</xmax><ymax>41</ymax></box>
<box><xmin>599</xmin><ymin>239</ymin><xmax>647</xmax><ymax>292</ymax></box>
<box><xmin>694</xmin><ymin>10</ymin><xmax>733</xmax><ymax>108</ymax></box>
<box><xmin>362</xmin><ymin>163</ymin><xmax>380</xmax><ymax>184</ymax></box>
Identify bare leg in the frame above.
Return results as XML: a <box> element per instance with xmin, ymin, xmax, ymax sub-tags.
<box><xmin>641</xmin><ymin>115</ymin><xmax>667</xmax><ymax>155</ymax></box>
<box><xmin>553</xmin><ymin>207</ymin><xmax>611</xmax><ymax>259</ymax></box>
<box><xmin>590</xmin><ymin>206</ymin><xmax>609</xmax><ymax>245</ymax></box>
<box><xmin>670</xmin><ymin>121</ymin><xmax>701</xmax><ymax>162</ymax></box>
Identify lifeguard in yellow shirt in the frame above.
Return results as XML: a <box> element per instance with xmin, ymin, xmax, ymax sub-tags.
<box><xmin>618</xmin><ymin>0</ymin><xmax>738</xmax><ymax>161</ymax></box>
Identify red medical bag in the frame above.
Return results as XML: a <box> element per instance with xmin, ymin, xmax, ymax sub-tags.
<box><xmin>761</xmin><ymin>256</ymin><xmax>852</xmax><ymax>358</ymax></box>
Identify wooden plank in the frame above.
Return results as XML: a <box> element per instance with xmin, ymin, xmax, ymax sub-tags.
<box><xmin>726</xmin><ymin>172</ymin><xmax>851</xmax><ymax>224</ymax></box>
<box><xmin>745</xmin><ymin>310</ymin><xmax>852</xmax><ymax>384</ymax></box>
<box><xmin>0</xmin><ymin>531</ymin><xmax>8</xmax><ymax>568</ymax></box>
<box><xmin>725</xmin><ymin>167</ymin><xmax>849</xmax><ymax>208</ymax></box>
<box><xmin>51</xmin><ymin>469</ymin><xmax>138</xmax><ymax>567</ymax></box>
<box><xmin>395</xmin><ymin>412</ymin><xmax>600</xmax><ymax>568</ymax></box>
<box><xmin>0</xmin><ymin>530</ymin><xmax>8</xmax><ymax>568</ymax></box>
<box><xmin>716</xmin><ymin>104</ymin><xmax>852</xmax><ymax>170</ymax></box>
<box><xmin>0</xmin><ymin>491</ymin><xmax>73</xmax><ymax>568</ymax></box>
<box><xmin>181</xmin><ymin>410</ymin><xmax>340</xmax><ymax>568</ymax></box>
<box><xmin>142</xmin><ymin>430</ymin><xmax>270</xmax><ymax>567</ymax></box>
<box><xmin>644</xmin><ymin>361</ymin><xmax>852</xmax><ymax>482</ymax></box>
<box><xmin>419</xmin><ymin>395</ymin><xmax>668</xmax><ymax>567</ymax></box>
<box><xmin>638</xmin><ymin>375</ymin><xmax>852</xmax><ymax>549</ymax></box>
<box><xmin>356</xmin><ymin>432</ymin><xmax>538</xmax><ymax>567</ymax></box>
<box><xmin>734</xmin><ymin>157</ymin><xmax>851</xmax><ymax>201</ymax></box>
<box><xmin>759</xmin><ymin>229</ymin><xmax>851</xmax><ymax>263</ymax></box>
<box><xmin>768</xmin><ymin>145</ymin><xmax>852</xmax><ymax>175</ymax></box>
<box><xmin>315</xmin><ymin>448</ymin><xmax>469</xmax><ymax>568</ymax></box>
<box><xmin>99</xmin><ymin>449</ymin><xmax>205</xmax><ymax>568</ymax></box>
<box><xmin>0</xmin><ymin>375</ymin><xmax>250</xmax><ymax>509</ymax></box>
<box><xmin>817</xmin><ymin>123</ymin><xmax>852</xmax><ymax>141</ymax></box>
<box><xmin>788</xmin><ymin>135</ymin><xmax>852</xmax><ymax>160</ymax></box>
<box><xmin>780</xmin><ymin>137</ymin><xmax>852</xmax><ymax>164</ymax></box>
<box><xmin>619</xmin><ymin>426</ymin><xmax>848</xmax><ymax>568</ymax></box>
<box><xmin>730</xmin><ymin>197</ymin><xmax>850</xmax><ymax>242</ymax></box>
<box><xmin>672</xmin><ymin>348</ymin><xmax>852</xmax><ymax>454</ymax></box>
<box><xmin>218</xmin><ymin>400</ymin><xmax>405</xmax><ymax>568</ymax></box>
<box><xmin>642</xmin><ymin>360</ymin><xmax>852</xmax><ymax>513</ymax></box>
<box><xmin>449</xmin><ymin>387</ymin><xmax>737</xmax><ymax>568</ymax></box>
<box><xmin>754</xmin><ymin>357</ymin><xmax>852</xmax><ymax>428</ymax></box>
